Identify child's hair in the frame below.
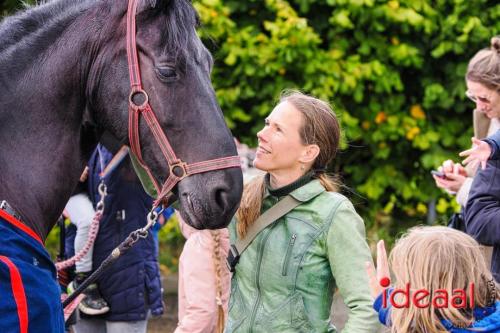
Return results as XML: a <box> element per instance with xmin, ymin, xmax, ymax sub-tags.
<box><xmin>389</xmin><ymin>226</ymin><xmax>499</xmax><ymax>333</ymax></box>
<box><xmin>210</xmin><ymin>229</ymin><xmax>225</xmax><ymax>333</ymax></box>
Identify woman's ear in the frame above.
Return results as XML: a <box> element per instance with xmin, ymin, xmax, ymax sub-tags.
<box><xmin>299</xmin><ymin>144</ymin><xmax>320</xmax><ymax>164</ymax></box>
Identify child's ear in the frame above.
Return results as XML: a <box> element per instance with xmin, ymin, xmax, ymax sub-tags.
<box><xmin>299</xmin><ymin>144</ymin><xmax>320</xmax><ymax>164</ymax></box>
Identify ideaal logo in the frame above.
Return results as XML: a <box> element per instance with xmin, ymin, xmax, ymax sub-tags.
<box><xmin>379</xmin><ymin>277</ymin><xmax>475</xmax><ymax>309</ymax></box>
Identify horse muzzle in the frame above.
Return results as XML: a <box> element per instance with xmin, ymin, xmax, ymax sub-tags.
<box><xmin>176</xmin><ymin>168</ymin><xmax>243</xmax><ymax>230</ymax></box>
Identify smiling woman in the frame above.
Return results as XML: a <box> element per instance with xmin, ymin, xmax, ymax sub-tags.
<box><xmin>226</xmin><ymin>91</ymin><xmax>380</xmax><ymax>332</ymax></box>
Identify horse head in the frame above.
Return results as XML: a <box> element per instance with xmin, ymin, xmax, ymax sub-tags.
<box><xmin>87</xmin><ymin>0</ymin><xmax>243</xmax><ymax>229</ymax></box>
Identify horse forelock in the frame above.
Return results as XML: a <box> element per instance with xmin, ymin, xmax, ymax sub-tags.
<box><xmin>153</xmin><ymin>0</ymin><xmax>203</xmax><ymax>63</ymax></box>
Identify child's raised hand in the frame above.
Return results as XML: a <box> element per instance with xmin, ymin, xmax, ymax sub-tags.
<box><xmin>365</xmin><ymin>240</ymin><xmax>391</xmax><ymax>299</ymax></box>
<box><xmin>459</xmin><ymin>137</ymin><xmax>491</xmax><ymax>170</ymax></box>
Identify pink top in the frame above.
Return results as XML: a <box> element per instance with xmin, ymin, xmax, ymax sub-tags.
<box><xmin>175</xmin><ymin>213</ymin><xmax>231</xmax><ymax>333</ymax></box>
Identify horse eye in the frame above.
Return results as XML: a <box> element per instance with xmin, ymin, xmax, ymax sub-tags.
<box><xmin>156</xmin><ymin>66</ymin><xmax>178</xmax><ymax>82</ymax></box>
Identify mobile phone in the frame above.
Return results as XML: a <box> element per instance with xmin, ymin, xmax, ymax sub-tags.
<box><xmin>431</xmin><ymin>170</ymin><xmax>446</xmax><ymax>178</ymax></box>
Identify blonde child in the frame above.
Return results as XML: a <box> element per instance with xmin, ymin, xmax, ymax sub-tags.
<box><xmin>366</xmin><ymin>226</ymin><xmax>500</xmax><ymax>332</ymax></box>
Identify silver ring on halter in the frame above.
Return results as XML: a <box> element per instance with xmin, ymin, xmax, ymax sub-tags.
<box><xmin>169</xmin><ymin>161</ymin><xmax>188</xmax><ymax>180</ymax></box>
<box><xmin>129</xmin><ymin>89</ymin><xmax>149</xmax><ymax>110</ymax></box>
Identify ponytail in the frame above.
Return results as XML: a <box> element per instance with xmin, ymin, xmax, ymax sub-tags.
<box><xmin>236</xmin><ymin>176</ymin><xmax>266</xmax><ymax>238</ymax></box>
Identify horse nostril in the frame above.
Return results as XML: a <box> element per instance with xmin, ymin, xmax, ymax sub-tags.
<box><xmin>214</xmin><ymin>188</ymin><xmax>229</xmax><ymax>211</ymax></box>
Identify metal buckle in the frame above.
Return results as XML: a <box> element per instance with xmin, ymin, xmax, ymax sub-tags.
<box><xmin>226</xmin><ymin>244</ymin><xmax>240</xmax><ymax>273</ymax></box>
<box><xmin>169</xmin><ymin>161</ymin><xmax>188</xmax><ymax>180</ymax></box>
<box><xmin>0</xmin><ymin>200</ymin><xmax>22</xmax><ymax>221</ymax></box>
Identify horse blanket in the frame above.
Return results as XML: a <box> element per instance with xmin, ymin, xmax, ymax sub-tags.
<box><xmin>0</xmin><ymin>209</ymin><xmax>64</xmax><ymax>333</ymax></box>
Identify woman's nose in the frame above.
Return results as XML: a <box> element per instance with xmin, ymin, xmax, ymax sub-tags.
<box><xmin>477</xmin><ymin>100</ymin><xmax>488</xmax><ymax>111</ymax></box>
<box><xmin>257</xmin><ymin>127</ymin><xmax>268</xmax><ymax>142</ymax></box>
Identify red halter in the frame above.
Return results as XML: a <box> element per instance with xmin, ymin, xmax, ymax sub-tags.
<box><xmin>126</xmin><ymin>0</ymin><xmax>241</xmax><ymax>206</ymax></box>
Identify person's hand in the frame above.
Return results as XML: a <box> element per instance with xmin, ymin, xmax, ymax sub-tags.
<box><xmin>433</xmin><ymin>172</ymin><xmax>466</xmax><ymax>194</ymax></box>
<box><xmin>158</xmin><ymin>214</ymin><xmax>166</xmax><ymax>226</ymax></box>
<box><xmin>365</xmin><ymin>240</ymin><xmax>391</xmax><ymax>299</ymax></box>
<box><xmin>440</xmin><ymin>159</ymin><xmax>455</xmax><ymax>174</ymax></box>
<box><xmin>440</xmin><ymin>160</ymin><xmax>467</xmax><ymax>176</ymax></box>
<box><xmin>433</xmin><ymin>160</ymin><xmax>467</xmax><ymax>194</ymax></box>
<box><xmin>459</xmin><ymin>137</ymin><xmax>491</xmax><ymax>170</ymax></box>
<box><xmin>79</xmin><ymin>166</ymin><xmax>89</xmax><ymax>182</ymax></box>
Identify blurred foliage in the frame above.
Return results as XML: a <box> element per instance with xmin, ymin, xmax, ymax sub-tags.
<box><xmin>157</xmin><ymin>213</ymin><xmax>184</xmax><ymax>273</ymax></box>
<box><xmin>0</xmin><ymin>0</ymin><xmax>36</xmax><ymax>15</ymax></box>
<box><xmin>3</xmin><ymin>0</ymin><xmax>500</xmax><ymax>265</ymax></box>
<box><xmin>192</xmin><ymin>0</ymin><xmax>500</xmax><ymax>246</ymax></box>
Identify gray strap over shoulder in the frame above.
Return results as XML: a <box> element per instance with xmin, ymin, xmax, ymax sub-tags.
<box><xmin>226</xmin><ymin>195</ymin><xmax>301</xmax><ymax>272</ymax></box>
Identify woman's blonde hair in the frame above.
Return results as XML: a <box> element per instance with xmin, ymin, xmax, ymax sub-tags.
<box><xmin>389</xmin><ymin>226</ymin><xmax>499</xmax><ymax>333</ymax></box>
<box><xmin>236</xmin><ymin>90</ymin><xmax>341</xmax><ymax>237</ymax></box>
<box><xmin>466</xmin><ymin>36</ymin><xmax>500</xmax><ymax>91</ymax></box>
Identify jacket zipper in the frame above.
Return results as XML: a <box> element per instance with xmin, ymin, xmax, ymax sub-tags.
<box><xmin>249</xmin><ymin>227</ymin><xmax>274</xmax><ymax>331</ymax></box>
<box><xmin>282</xmin><ymin>234</ymin><xmax>297</xmax><ymax>276</ymax></box>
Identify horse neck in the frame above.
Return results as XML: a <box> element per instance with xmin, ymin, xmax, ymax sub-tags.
<box><xmin>0</xmin><ymin>3</ymin><xmax>105</xmax><ymax>241</ymax></box>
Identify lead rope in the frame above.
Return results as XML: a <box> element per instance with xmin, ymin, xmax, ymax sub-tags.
<box><xmin>56</xmin><ymin>146</ymin><xmax>129</xmax><ymax>271</ymax></box>
<box><xmin>63</xmin><ymin>206</ymin><xmax>161</xmax><ymax>308</ymax></box>
<box><xmin>55</xmin><ymin>183</ymin><xmax>107</xmax><ymax>271</ymax></box>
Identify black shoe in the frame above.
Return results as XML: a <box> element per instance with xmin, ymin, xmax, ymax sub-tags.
<box><xmin>67</xmin><ymin>275</ymin><xmax>110</xmax><ymax>315</ymax></box>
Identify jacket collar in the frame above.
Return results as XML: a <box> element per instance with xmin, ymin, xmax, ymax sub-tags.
<box><xmin>265</xmin><ymin>171</ymin><xmax>314</xmax><ymax>198</ymax></box>
<box><xmin>265</xmin><ymin>179</ymin><xmax>325</xmax><ymax>202</ymax></box>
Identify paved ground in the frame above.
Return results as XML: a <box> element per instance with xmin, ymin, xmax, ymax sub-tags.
<box><xmin>147</xmin><ymin>274</ymin><xmax>388</xmax><ymax>332</ymax></box>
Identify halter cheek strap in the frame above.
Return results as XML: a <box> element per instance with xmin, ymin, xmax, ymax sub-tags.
<box><xmin>126</xmin><ymin>0</ymin><xmax>240</xmax><ymax>206</ymax></box>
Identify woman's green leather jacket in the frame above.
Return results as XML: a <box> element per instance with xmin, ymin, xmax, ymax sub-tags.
<box><xmin>226</xmin><ymin>179</ymin><xmax>380</xmax><ymax>332</ymax></box>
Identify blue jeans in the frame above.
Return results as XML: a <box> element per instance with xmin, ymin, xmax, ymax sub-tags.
<box><xmin>72</xmin><ymin>316</ymin><xmax>148</xmax><ymax>333</ymax></box>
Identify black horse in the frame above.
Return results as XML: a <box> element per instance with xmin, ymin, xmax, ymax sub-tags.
<box><xmin>0</xmin><ymin>1</ymin><xmax>242</xmax><ymax>331</ymax></box>
<box><xmin>0</xmin><ymin>0</ymin><xmax>243</xmax><ymax>242</ymax></box>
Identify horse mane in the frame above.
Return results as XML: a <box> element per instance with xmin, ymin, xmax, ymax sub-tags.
<box><xmin>0</xmin><ymin>0</ymin><xmax>93</xmax><ymax>55</ymax></box>
<box><xmin>0</xmin><ymin>0</ymin><xmax>201</xmax><ymax>66</ymax></box>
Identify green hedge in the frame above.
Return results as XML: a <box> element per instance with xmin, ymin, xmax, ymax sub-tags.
<box><xmin>194</xmin><ymin>0</ymin><xmax>500</xmax><ymax>244</ymax></box>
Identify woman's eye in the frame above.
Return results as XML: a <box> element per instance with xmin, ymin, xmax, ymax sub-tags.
<box><xmin>156</xmin><ymin>66</ymin><xmax>178</xmax><ymax>82</ymax></box>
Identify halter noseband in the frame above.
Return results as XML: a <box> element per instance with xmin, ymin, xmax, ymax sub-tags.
<box><xmin>125</xmin><ymin>0</ymin><xmax>241</xmax><ymax>207</ymax></box>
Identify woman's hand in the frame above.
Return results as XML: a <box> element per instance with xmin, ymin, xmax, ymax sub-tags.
<box><xmin>459</xmin><ymin>137</ymin><xmax>491</xmax><ymax>170</ymax></box>
<box><xmin>433</xmin><ymin>160</ymin><xmax>467</xmax><ymax>194</ymax></box>
<box><xmin>433</xmin><ymin>173</ymin><xmax>466</xmax><ymax>193</ymax></box>
<box><xmin>365</xmin><ymin>240</ymin><xmax>391</xmax><ymax>299</ymax></box>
